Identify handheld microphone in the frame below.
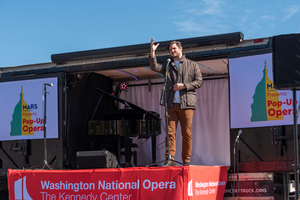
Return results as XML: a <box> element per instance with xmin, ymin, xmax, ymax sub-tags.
<box><xmin>165</xmin><ymin>59</ymin><xmax>171</xmax><ymax>77</ymax></box>
<box><xmin>44</xmin><ymin>83</ymin><xmax>53</xmax><ymax>87</ymax></box>
<box><xmin>166</xmin><ymin>58</ymin><xmax>171</xmax><ymax>66</ymax></box>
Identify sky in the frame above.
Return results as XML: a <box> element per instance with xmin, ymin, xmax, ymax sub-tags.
<box><xmin>0</xmin><ymin>0</ymin><xmax>299</xmax><ymax>68</ymax></box>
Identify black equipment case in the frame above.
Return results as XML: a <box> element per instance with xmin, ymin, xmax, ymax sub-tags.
<box><xmin>76</xmin><ymin>150</ymin><xmax>118</xmax><ymax>169</ymax></box>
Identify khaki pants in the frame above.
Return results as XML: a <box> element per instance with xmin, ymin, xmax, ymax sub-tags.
<box><xmin>166</xmin><ymin>103</ymin><xmax>194</xmax><ymax>163</ymax></box>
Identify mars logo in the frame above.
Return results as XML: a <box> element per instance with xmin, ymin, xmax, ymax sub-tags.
<box><xmin>23</xmin><ymin>104</ymin><xmax>38</xmax><ymax>111</ymax></box>
<box><xmin>14</xmin><ymin>176</ymin><xmax>32</xmax><ymax>200</ymax></box>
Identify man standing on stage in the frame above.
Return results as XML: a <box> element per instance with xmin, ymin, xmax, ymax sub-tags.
<box><xmin>149</xmin><ymin>38</ymin><xmax>203</xmax><ymax>166</ymax></box>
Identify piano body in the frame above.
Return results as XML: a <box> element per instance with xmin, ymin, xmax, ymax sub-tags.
<box><xmin>88</xmin><ymin>87</ymin><xmax>161</xmax><ymax>166</ymax></box>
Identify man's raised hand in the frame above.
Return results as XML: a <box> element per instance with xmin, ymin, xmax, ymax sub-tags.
<box><xmin>150</xmin><ymin>38</ymin><xmax>159</xmax><ymax>57</ymax></box>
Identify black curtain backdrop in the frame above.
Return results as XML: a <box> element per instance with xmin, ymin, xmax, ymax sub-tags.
<box><xmin>65</xmin><ymin>73</ymin><xmax>117</xmax><ymax>168</ymax></box>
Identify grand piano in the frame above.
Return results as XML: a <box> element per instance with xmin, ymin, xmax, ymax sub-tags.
<box><xmin>88</xmin><ymin>87</ymin><xmax>161</xmax><ymax>166</ymax></box>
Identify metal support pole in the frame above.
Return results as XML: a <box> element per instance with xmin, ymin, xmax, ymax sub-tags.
<box><xmin>293</xmin><ymin>88</ymin><xmax>299</xmax><ymax>200</ymax></box>
<box><xmin>162</xmin><ymin>61</ymin><xmax>171</xmax><ymax>162</ymax></box>
<box><xmin>43</xmin><ymin>84</ymin><xmax>48</xmax><ymax>165</ymax></box>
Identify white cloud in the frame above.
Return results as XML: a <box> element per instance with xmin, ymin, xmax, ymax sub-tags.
<box><xmin>240</xmin><ymin>16</ymin><xmax>249</xmax><ymax>24</ymax></box>
<box><xmin>282</xmin><ymin>5</ymin><xmax>300</xmax><ymax>21</ymax></box>
<box><xmin>173</xmin><ymin>0</ymin><xmax>300</xmax><ymax>39</ymax></box>
<box><xmin>174</xmin><ymin>20</ymin><xmax>211</xmax><ymax>34</ymax></box>
<box><xmin>202</xmin><ymin>0</ymin><xmax>224</xmax><ymax>15</ymax></box>
<box><xmin>250</xmin><ymin>15</ymin><xmax>275</xmax><ymax>31</ymax></box>
<box><xmin>260</xmin><ymin>15</ymin><xmax>275</xmax><ymax>21</ymax></box>
<box><xmin>179</xmin><ymin>0</ymin><xmax>224</xmax><ymax>16</ymax></box>
<box><xmin>174</xmin><ymin>18</ymin><xmax>229</xmax><ymax>35</ymax></box>
<box><xmin>173</xmin><ymin>0</ymin><xmax>228</xmax><ymax>35</ymax></box>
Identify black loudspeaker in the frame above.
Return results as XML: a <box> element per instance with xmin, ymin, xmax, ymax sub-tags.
<box><xmin>273</xmin><ymin>34</ymin><xmax>300</xmax><ymax>89</ymax></box>
<box><xmin>76</xmin><ymin>150</ymin><xmax>118</xmax><ymax>169</ymax></box>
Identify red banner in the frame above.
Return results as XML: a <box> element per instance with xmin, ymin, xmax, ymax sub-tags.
<box><xmin>7</xmin><ymin>166</ymin><xmax>227</xmax><ymax>200</ymax></box>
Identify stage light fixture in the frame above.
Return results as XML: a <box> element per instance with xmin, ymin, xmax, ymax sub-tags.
<box><xmin>119</xmin><ymin>82</ymin><xmax>128</xmax><ymax>92</ymax></box>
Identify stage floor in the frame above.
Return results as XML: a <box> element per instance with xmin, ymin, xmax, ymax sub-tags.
<box><xmin>7</xmin><ymin>165</ymin><xmax>227</xmax><ymax>200</ymax></box>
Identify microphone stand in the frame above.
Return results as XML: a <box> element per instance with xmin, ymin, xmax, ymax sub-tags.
<box><xmin>162</xmin><ymin>60</ymin><xmax>172</xmax><ymax>164</ymax></box>
<box><xmin>28</xmin><ymin>84</ymin><xmax>54</xmax><ymax>169</ymax></box>
<box><xmin>233</xmin><ymin>129</ymin><xmax>242</xmax><ymax>199</ymax></box>
<box><xmin>42</xmin><ymin>83</ymin><xmax>53</xmax><ymax>169</ymax></box>
<box><xmin>147</xmin><ymin>59</ymin><xmax>183</xmax><ymax>167</ymax></box>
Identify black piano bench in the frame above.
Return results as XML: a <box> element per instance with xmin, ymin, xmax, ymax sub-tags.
<box><xmin>121</xmin><ymin>143</ymin><xmax>138</xmax><ymax>167</ymax></box>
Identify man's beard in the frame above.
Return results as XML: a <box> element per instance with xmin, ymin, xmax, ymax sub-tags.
<box><xmin>171</xmin><ymin>54</ymin><xmax>180</xmax><ymax>59</ymax></box>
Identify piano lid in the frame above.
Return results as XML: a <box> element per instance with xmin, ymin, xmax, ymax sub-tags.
<box><xmin>95</xmin><ymin>87</ymin><xmax>161</xmax><ymax>121</ymax></box>
<box><xmin>105</xmin><ymin>109</ymin><xmax>143</xmax><ymax>120</ymax></box>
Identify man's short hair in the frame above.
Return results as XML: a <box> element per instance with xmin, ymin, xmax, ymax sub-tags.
<box><xmin>167</xmin><ymin>41</ymin><xmax>182</xmax><ymax>50</ymax></box>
